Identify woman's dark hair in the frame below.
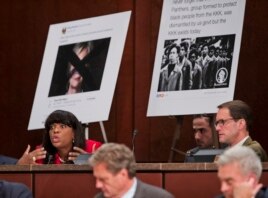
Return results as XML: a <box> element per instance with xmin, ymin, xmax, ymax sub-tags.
<box><xmin>43</xmin><ymin>110</ymin><xmax>86</xmax><ymax>163</ymax></box>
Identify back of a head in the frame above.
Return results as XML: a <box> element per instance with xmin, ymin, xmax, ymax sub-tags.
<box><xmin>89</xmin><ymin>143</ymin><xmax>136</xmax><ymax>178</ymax></box>
<box><xmin>217</xmin><ymin>146</ymin><xmax>262</xmax><ymax>180</ymax></box>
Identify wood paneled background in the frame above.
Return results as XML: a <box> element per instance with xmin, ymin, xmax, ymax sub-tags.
<box><xmin>0</xmin><ymin>0</ymin><xmax>267</xmax><ymax>162</ymax></box>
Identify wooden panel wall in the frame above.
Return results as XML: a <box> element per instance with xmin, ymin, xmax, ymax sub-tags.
<box><xmin>0</xmin><ymin>0</ymin><xmax>267</xmax><ymax>162</ymax></box>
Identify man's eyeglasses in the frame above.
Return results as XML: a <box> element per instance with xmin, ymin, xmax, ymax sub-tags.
<box><xmin>214</xmin><ymin>118</ymin><xmax>235</xmax><ymax>127</ymax></box>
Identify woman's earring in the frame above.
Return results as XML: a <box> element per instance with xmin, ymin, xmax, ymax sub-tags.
<box><xmin>72</xmin><ymin>139</ymin><xmax>75</xmax><ymax>144</ymax></box>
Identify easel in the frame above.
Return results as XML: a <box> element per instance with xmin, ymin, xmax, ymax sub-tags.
<box><xmin>84</xmin><ymin>121</ymin><xmax>108</xmax><ymax>143</ymax></box>
<box><xmin>168</xmin><ymin>116</ymin><xmax>186</xmax><ymax>162</ymax></box>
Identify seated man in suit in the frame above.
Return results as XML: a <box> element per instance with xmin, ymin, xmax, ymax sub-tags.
<box><xmin>0</xmin><ymin>155</ymin><xmax>18</xmax><ymax>165</ymax></box>
<box><xmin>0</xmin><ymin>180</ymin><xmax>33</xmax><ymax>198</ymax></box>
<box><xmin>215</xmin><ymin>100</ymin><xmax>268</xmax><ymax>161</ymax></box>
<box><xmin>216</xmin><ymin>146</ymin><xmax>268</xmax><ymax>198</ymax></box>
<box><xmin>185</xmin><ymin>114</ymin><xmax>221</xmax><ymax>162</ymax></box>
<box><xmin>89</xmin><ymin>143</ymin><xmax>174</xmax><ymax>198</ymax></box>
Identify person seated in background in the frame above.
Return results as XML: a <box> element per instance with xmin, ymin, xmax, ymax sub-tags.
<box><xmin>215</xmin><ymin>100</ymin><xmax>268</xmax><ymax>161</ymax></box>
<box><xmin>89</xmin><ymin>143</ymin><xmax>174</xmax><ymax>198</ymax></box>
<box><xmin>0</xmin><ymin>145</ymin><xmax>46</xmax><ymax>165</ymax></box>
<box><xmin>0</xmin><ymin>155</ymin><xmax>18</xmax><ymax>165</ymax></box>
<box><xmin>0</xmin><ymin>180</ymin><xmax>33</xmax><ymax>198</ymax></box>
<box><xmin>35</xmin><ymin>110</ymin><xmax>102</xmax><ymax>164</ymax></box>
<box><xmin>216</xmin><ymin>146</ymin><xmax>268</xmax><ymax>198</ymax></box>
<box><xmin>185</xmin><ymin>114</ymin><xmax>221</xmax><ymax>162</ymax></box>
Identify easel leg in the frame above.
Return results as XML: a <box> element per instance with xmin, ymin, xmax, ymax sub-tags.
<box><xmin>168</xmin><ymin>116</ymin><xmax>184</xmax><ymax>162</ymax></box>
<box><xmin>83</xmin><ymin>122</ymin><xmax>108</xmax><ymax>143</ymax></box>
<box><xmin>99</xmin><ymin>121</ymin><xmax>108</xmax><ymax>143</ymax></box>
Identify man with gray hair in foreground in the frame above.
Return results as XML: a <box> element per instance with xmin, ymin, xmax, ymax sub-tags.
<box><xmin>89</xmin><ymin>143</ymin><xmax>174</xmax><ymax>198</ymax></box>
<box><xmin>216</xmin><ymin>146</ymin><xmax>268</xmax><ymax>198</ymax></box>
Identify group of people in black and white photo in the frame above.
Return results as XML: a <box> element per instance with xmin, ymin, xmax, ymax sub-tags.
<box><xmin>158</xmin><ymin>35</ymin><xmax>235</xmax><ymax>92</ymax></box>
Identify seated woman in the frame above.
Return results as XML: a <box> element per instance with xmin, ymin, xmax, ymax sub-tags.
<box><xmin>36</xmin><ymin>110</ymin><xmax>102</xmax><ymax>164</ymax></box>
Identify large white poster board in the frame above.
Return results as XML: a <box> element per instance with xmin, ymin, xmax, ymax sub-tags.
<box><xmin>147</xmin><ymin>0</ymin><xmax>246</xmax><ymax>116</ymax></box>
<box><xmin>28</xmin><ymin>11</ymin><xmax>131</xmax><ymax>130</ymax></box>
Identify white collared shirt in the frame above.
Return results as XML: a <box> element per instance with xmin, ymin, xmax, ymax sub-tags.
<box><xmin>122</xmin><ymin>177</ymin><xmax>137</xmax><ymax>198</ymax></box>
<box><xmin>234</xmin><ymin>136</ymin><xmax>249</xmax><ymax>147</ymax></box>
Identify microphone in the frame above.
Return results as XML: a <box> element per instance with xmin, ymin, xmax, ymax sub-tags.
<box><xmin>47</xmin><ymin>154</ymin><xmax>54</xmax><ymax>164</ymax></box>
<box><xmin>132</xmin><ymin>129</ymin><xmax>138</xmax><ymax>154</ymax></box>
<box><xmin>187</xmin><ymin>147</ymin><xmax>200</xmax><ymax>156</ymax></box>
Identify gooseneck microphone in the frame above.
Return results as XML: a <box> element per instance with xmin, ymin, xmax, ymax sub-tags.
<box><xmin>47</xmin><ymin>154</ymin><xmax>54</xmax><ymax>164</ymax></box>
<box><xmin>132</xmin><ymin>129</ymin><xmax>138</xmax><ymax>154</ymax></box>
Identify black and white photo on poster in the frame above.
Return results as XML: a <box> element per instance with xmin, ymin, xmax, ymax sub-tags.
<box><xmin>158</xmin><ymin>34</ymin><xmax>235</xmax><ymax>92</ymax></box>
<box><xmin>147</xmin><ymin>0</ymin><xmax>246</xmax><ymax>116</ymax></box>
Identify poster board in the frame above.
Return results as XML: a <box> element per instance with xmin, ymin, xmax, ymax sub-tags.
<box><xmin>28</xmin><ymin>11</ymin><xmax>131</xmax><ymax>130</ymax></box>
<box><xmin>147</xmin><ymin>0</ymin><xmax>246</xmax><ymax>116</ymax></box>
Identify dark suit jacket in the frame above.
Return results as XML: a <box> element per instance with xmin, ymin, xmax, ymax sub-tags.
<box><xmin>94</xmin><ymin>179</ymin><xmax>174</xmax><ymax>198</ymax></box>
<box><xmin>243</xmin><ymin>137</ymin><xmax>268</xmax><ymax>162</ymax></box>
<box><xmin>0</xmin><ymin>155</ymin><xmax>18</xmax><ymax>165</ymax></box>
<box><xmin>0</xmin><ymin>180</ymin><xmax>33</xmax><ymax>198</ymax></box>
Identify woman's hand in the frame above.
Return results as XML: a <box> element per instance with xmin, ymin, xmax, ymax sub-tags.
<box><xmin>68</xmin><ymin>146</ymin><xmax>88</xmax><ymax>161</ymax></box>
<box><xmin>17</xmin><ymin>145</ymin><xmax>47</xmax><ymax>165</ymax></box>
